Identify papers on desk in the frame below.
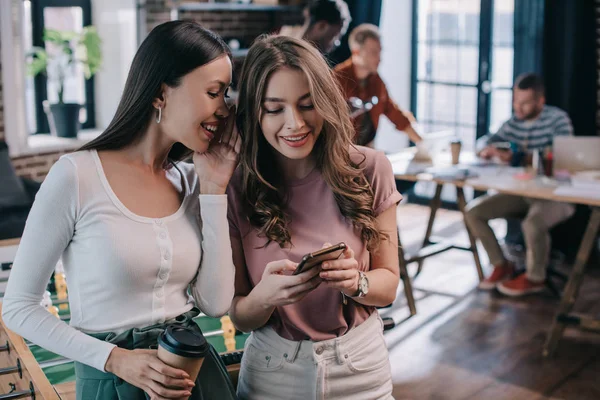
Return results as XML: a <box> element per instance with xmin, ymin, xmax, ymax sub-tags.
<box><xmin>424</xmin><ymin>166</ymin><xmax>478</xmax><ymax>181</ymax></box>
<box><xmin>554</xmin><ymin>170</ymin><xmax>600</xmax><ymax>200</ymax></box>
<box><xmin>571</xmin><ymin>170</ymin><xmax>600</xmax><ymax>190</ymax></box>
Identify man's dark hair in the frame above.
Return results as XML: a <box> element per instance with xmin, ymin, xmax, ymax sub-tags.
<box><xmin>515</xmin><ymin>73</ymin><xmax>545</xmax><ymax>97</ymax></box>
<box><xmin>307</xmin><ymin>0</ymin><xmax>351</xmax><ymax>34</ymax></box>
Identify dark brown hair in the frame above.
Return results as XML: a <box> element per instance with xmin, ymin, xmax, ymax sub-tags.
<box><xmin>515</xmin><ymin>73</ymin><xmax>545</xmax><ymax>97</ymax></box>
<box><xmin>80</xmin><ymin>21</ymin><xmax>231</xmax><ymax>161</ymax></box>
<box><xmin>236</xmin><ymin>35</ymin><xmax>387</xmax><ymax>251</ymax></box>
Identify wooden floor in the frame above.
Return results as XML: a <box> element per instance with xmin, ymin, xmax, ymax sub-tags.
<box><xmin>383</xmin><ymin>204</ymin><xmax>600</xmax><ymax>400</ymax></box>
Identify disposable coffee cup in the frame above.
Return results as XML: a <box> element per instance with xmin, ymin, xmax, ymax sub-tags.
<box><xmin>157</xmin><ymin>325</ymin><xmax>210</xmax><ymax>384</ymax></box>
<box><xmin>450</xmin><ymin>140</ymin><xmax>462</xmax><ymax>165</ymax></box>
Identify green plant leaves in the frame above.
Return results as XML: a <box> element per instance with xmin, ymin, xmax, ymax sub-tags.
<box><xmin>26</xmin><ymin>26</ymin><xmax>103</xmax><ymax>101</ymax></box>
<box><xmin>26</xmin><ymin>46</ymin><xmax>49</xmax><ymax>76</ymax></box>
<box><xmin>80</xmin><ymin>26</ymin><xmax>102</xmax><ymax>78</ymax></box>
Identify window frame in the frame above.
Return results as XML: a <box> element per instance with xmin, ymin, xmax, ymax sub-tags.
<box><xmin>30</xmin><ymin>0</ymin><xmax>95</xmax><ymax>134</ymax></box>
<box><xmin>410</xmin><ymin>0</ymin><xmax>511</xmax><ymax>144</ymax></box>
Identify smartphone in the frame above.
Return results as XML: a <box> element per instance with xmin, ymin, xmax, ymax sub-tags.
<box><xmin>491</xmin><ymin>142</ymin><xmax>511</xmax><ymax>151</ymax></box>
<box><xmin>292</xmin><ymin>242</ymin><xmax>347</xmax><ymax>276</ymax></box>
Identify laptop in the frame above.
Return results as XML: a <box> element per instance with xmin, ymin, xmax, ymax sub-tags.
<box><xmin>553</xmin><ymin>136</ymin><xmax>600</xmax><ymax>172</ymax></box>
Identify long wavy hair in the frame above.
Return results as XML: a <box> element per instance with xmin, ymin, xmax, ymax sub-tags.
<box><xmin>80</xmin><ymin>21</ymin><xmax>230</xmax><ymax>162</ymax></box>
<box><xmin>236</xmin><ymin>35</ymin><xmax>387</xmax><ymax>251</ymax></box>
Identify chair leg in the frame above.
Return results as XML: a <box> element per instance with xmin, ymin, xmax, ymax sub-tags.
<box><xmin>398</xmin><ymin>231</ymin><xmax>417</xmax><ymax>316</ymax></box>
<box><xmin>543</xmin><ymin>207</ymin><xmax>600</xmax><ymax>357</ymax></box>
<box><xmin>456</xmin><ymin>186</ymin><xmax>485</xmax><ymax>281</ymax></box>
<box><xmin>414</xmin><ymin>183</ymin><xmax>443</xmax><ymax>278</ymax></box>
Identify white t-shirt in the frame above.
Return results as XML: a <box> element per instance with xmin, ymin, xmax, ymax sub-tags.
<box><xmin>2</xmin><ymin>150</ymin><xmax>235</xmax><ymax>372</ymax></box>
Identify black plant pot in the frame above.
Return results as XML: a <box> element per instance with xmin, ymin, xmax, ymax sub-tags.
<box><xmin>46</xmin><ymin>103</ymin><xmax>81</xmax><ymax>138</ymax></box>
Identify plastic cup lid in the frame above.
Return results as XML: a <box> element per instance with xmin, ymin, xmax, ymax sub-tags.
<box><xmin>158</xmin><ymin>325</ymin><xmax>209</xmax><ymax>358</ymax></box>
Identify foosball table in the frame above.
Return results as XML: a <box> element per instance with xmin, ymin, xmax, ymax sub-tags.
<box><xmin>0</xmin><ymin>239</ymin><xmax>248</xmax><ymax>399</ymax></box>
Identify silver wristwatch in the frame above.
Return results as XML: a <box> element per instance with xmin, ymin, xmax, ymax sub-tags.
<box><xmin>351</xmin><ymin>271</ymin><xmax>369</xmax><ymax>298</ymax></box>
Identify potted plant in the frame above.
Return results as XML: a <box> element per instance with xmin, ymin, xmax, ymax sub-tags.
<box><xmin>27</xmin><ymin>27</ymin><xmax>102</xmax><ymax>138</ymax></box>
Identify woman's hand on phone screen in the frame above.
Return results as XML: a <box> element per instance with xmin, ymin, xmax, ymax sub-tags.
<box><xmin>319</xmin><ymin>245</ymin><xmax>360</xmax><ymax>296</ymax></box>
<box><xmin>253</xmin><ymin>259</ymin><xmax>322</xmax><ymax>308</ymax></box>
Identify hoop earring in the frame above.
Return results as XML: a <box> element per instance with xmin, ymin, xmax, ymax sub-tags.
<box><xmin>156</xmin><ymin>106</ymin><xmax>162</xmax><ymax>124</ymax></box>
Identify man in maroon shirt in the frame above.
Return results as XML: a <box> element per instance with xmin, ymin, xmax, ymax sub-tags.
<box><xmin>334</xmin><ymin>23</ymin><xmax>422</xmax><ymax>147</ymax></box>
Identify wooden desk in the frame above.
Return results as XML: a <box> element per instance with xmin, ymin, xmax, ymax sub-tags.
<box><xmin>388</xmin><ymin>149</ymin><xmax>600</xmax><ymax>358</ymax></box>
<box><xmin>390</xmin><ymin>150</ymin><xmax>485</xmax><ymax>281</ymax></box>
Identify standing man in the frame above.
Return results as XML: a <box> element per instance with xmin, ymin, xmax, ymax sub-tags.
<box><xmin>465</xmin><ymin>73</ymin><xmax>575</xmax><ymax>296</ymax></box>
<box><xmin>334</xmin><ymin>23</ymin><xmax>422</xmax><ymax>147</ymax></box>
<box><xmin>279</xmin><ymin>0</ymin><xmax>351</xmax><ymax>55</ymax></box>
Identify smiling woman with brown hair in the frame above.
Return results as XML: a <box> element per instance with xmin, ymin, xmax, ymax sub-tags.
<box><xmin>227</xmin><ymin>35</ymin><xmax>401</xmax><ymax>399</ymax></box>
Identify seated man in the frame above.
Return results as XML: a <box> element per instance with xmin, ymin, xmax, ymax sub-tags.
<box><xmin>279</xmin><ymin>0</ymin><xmax>351</xmax><ymax>55</ymax></box>
<box><xmin>333</xmin><ymin>23</ymin><xmax>422</xmax><ymax>148</ymax></box>
<box><xmin>465</xmin><ymin>73</ymin><xmax>575</xmax><ymax>296</ymax></box>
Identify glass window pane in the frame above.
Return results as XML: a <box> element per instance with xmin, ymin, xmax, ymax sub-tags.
<box><xmin>23</xmin><ymin>1</ymin><xmax>37</xmax><ymax>133</ymax></box>
<box><xmin>457</xmin><ymin>87</ymin><xmax>478</xmax><ymax>126</ymax></box>
<box><xmin>43</xmin><ymin>7</ymin><xmax>86</xmax><ymax>122</ymax></box>
<box><xmin>491</xmin><ymin>0</ymin><xmax>514</xmax><ymax>88</ymax></box>
<box><xmin>457</xmin><ymin>46</ymin><xmax>479</xmax><ymax>84</ymax></box>
<box><xmin>456</xmin><ymin>125</ymin><xmax>477</xmax><ymax>152</ymax></box>
<box><xmin>417</xmin><ymin>44</ymin><xmax>479</xmax><ymax>85</ymax></box>
<box><xmin>489</xmin><ymin>89</ymin><xmax>513</xmax><ymax>134</ymax></box>
<box><xmin>417</xmin><ymin>83</ymin><xmax>458</xmax><ymax>125</ymax></box>
<box><xmin>423</xmin><ymin>123</ymin><xmax>457</xmax><ymax>137</ymax></box>
<box><xmin>418</xmin><ymin>0</ymin><xmax>480</xmax><ymax>45</ymax></box>
<box><xmin>491</xmin><ymin>47</ymin><xmax>513</xmax><ymax>88</ymax></box>
<box><xmin>493</xmin><ymin>0</ymin><xmax>514</xmax><ymax>47</ymax></box>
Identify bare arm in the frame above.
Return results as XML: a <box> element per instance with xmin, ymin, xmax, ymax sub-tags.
<box><xmin>320</xmin><ymin>205</ymin><xmax>400</xmax><ymax>307</ymax></box>
<box><xmin>403</xmin><ymin>125</ymin><xmax>423</xmax><ymax>144</ymax></box>
<box><xmin>228</xmin><ymin>236</ymin><xmax>275</xmax><ymax>332</ymax></box>
<box><xmin>228</xmin><ymin>235</ymin><xmax>322</xmax><ymax>333</ymax></box>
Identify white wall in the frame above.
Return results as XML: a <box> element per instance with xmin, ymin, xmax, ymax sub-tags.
<box><xmin>93</xmin><ymin>0</ymin><xmax>137</xmax><ymax>129</ymax></box>
<box><xmin>374</xmin><ymin>0</ymin><xmax>413</xmax><ymax>152</ymax></box>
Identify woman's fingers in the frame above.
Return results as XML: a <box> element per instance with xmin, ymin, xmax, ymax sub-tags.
<box><xmin>286</xmin><ymin>265</ymin><xmax>321</xmax><ymax>287</ymax></box>
<box><xmin>321</xmin><ymin>258</ymin><xmax>356</xmax><ymax>271</ymax></box>
<box><xmin>320</xmin><ymin>269</ymin><xmax>356</xmax><ymax>281</ymax></box>
<box><xmin>146</xmin><ymin>368</ymin><xmax>194</xmax><ymax>391</ymax></box>
<box><xmin>342</xmin><ymin>245</ymin><xmax>355</xmax><ymax>260</ymax></box>
<box><xmin>265</xmin><ymin>259</ymin><xmax>297</xmax><ymax>275</ymax></box>
<box><xmin>218</xmin><ymin>106</ymin><xmax>236</xmax><ymax>144</ymax></box>
<box><xmin>287</xmin><ymin>274</ymin><xmax>322</xmax><ymax>296</ymax></box>
<box><xmin>146</xmin><ymin>380</ymin><xmax>192</xmax><ymax>399</ymax></box>
<box><xmin>149</xmin><ymin>359</ymin><xmax>190</xmax><ymax>380</ymax></box>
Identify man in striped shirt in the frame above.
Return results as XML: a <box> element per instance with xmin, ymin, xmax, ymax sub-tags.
<box><xmin>465</xmin><ymin>73</ymin><xmax>575</xmax><ymax>297</ymax></box>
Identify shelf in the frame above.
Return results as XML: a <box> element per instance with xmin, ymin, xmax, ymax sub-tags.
<box><xmin>174</xmin><ymin>3</ymin><xmax>302</xmax><ymax>12</ymax></box>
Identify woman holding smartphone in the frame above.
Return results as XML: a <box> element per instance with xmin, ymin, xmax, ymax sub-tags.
<box><xmin>3</xmin><ymin>21</ymin><xmax>239</xmax><ymax>399</ymax></box>
<box><xmin>227</xmin><ymin>35</ymin><xmax>401</xmax><ymax>399</ymax></box>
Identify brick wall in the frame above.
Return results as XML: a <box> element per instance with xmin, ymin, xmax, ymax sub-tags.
<box><xmin>3</xmin><ymin>1</ymin><xmax>303</xmax><ymax>180</ymax></box>
<box><xmin>146</xmin><ymin>0</ymin><xmax>302</xmax><ymax>42</ymax></box>
<box><xmin>11</xmin><ymin>151</ymin><xmax>69</xmax><ymax>181</ymax></box>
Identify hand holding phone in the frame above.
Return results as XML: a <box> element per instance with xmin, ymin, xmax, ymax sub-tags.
<box><xmin>319</xmin><ymin>244</ymin><xmax>361</xmax><ymax>297</ymax></box>
<box><xmin>293</xmin><ymin>243</ymin><xmax>347</xmax><ymax>275</ymax></box>
<box><xmin>252</xmin><ymin>259</ymin><xmax>323</xmax><ymax>308</ymax></box>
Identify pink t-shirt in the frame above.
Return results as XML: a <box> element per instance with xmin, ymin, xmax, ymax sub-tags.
<box><xmin>226</xmin><ymin>146</ymin><xmax>402</xmax><ymax>341</ymax></box>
